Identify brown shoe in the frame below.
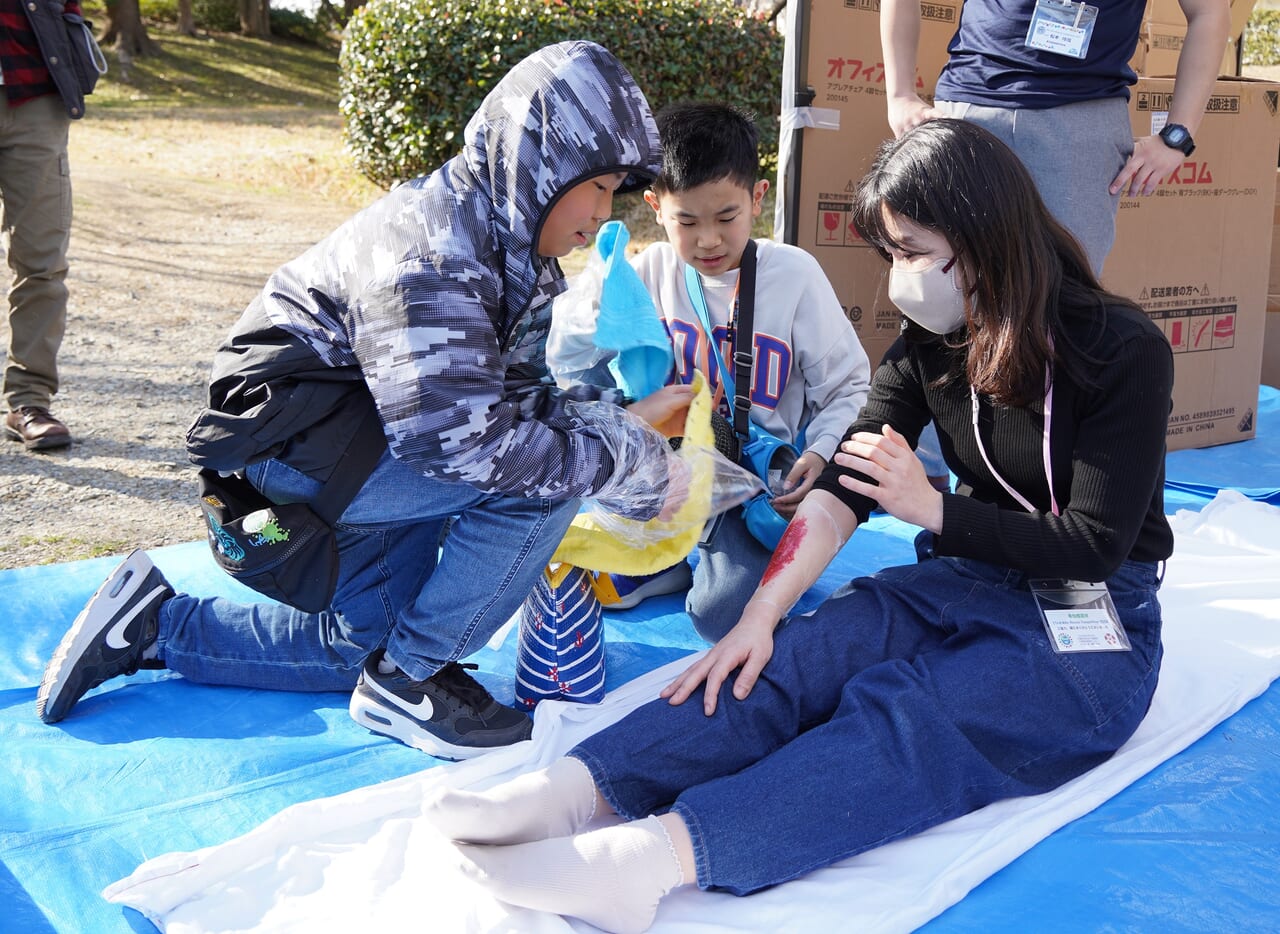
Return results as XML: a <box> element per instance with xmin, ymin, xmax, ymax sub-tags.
<box><xmin>5</xmin><ymin>406</ymin><xmax>72</xmax><ymax>451</ymax></box>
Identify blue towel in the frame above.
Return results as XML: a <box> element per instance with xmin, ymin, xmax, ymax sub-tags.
<box><xmin>591</xmin><ymin>220</ymin><xmax>673</xmax><ymax>399</ymax></box>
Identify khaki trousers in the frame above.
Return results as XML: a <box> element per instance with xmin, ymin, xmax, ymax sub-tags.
<box><xmin>0</xmin><ymin>90</ymin><xmax>71</xmax><ymax>411</ymax></box>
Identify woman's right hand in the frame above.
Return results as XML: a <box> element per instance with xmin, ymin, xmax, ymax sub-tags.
<box><xmin>660</xmin><ymin>601</ymin><xmax>780</xmax><ymax>716</ymax></box>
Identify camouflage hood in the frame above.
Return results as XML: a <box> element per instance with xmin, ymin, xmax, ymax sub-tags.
<box><xmin>458</xmin><ymin>39</ymin><xmax>661</xmax><ymax>319</ymax></box>
<box><xmin>198</xmin><ymin>42</ymin><xmax>669</xmax><ymax>507</ymax></box>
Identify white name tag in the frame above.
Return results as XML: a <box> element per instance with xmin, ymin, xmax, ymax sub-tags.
<box><xmin>1030</xmin><ymin>579</ymin><xmax>1132</xmax><ymax>654</ymax></box>
<box><xmin>1025</xmin><ymin>0</ymin><xmax>1099</xmax><ymax>60</ymax></box>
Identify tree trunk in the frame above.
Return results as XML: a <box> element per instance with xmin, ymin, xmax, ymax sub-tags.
<box><xmin>177</xmin><ymin>0</ymin><xmax>196</xmax><ymax>36</ymax></box>
<box><xmin>343</xmin><ymin>0</ymin><xmax>363</xmax><ymax>18</ymax></box>
<box><xmin>238</xmin><ymin>0</ymin><xmax>271</xmax><ymax>39</ymax></box>
<box><xmin>101</xmin><ymin>0</ymin><xmax>158</xmax><ymax>57</ymax></box>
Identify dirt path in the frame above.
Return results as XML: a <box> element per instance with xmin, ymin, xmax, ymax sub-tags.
<box><xmin>0</xmin><ymin>109</ymin><xmax>377</xmax><ymax>568</ymax></box>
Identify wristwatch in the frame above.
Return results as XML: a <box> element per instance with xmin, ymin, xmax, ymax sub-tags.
<box><xmin>1158</xmin><ymin>123</ymin><xmax>1196</xmax><ymax>156</ymax></box>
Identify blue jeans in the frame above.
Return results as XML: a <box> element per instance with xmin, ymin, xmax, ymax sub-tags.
<box><xmin>157</xmin><ymin>452</ymin><xmax>580</xmax><ymax>689</ymax></box>
<box><xmin>686</xmin><ymin>508</ymin><xmax>772</xmax><ymax>642</ymax></box>
<box><xmin>572</xmin><ymin>550</ymin><xmax>1162</xmax><ymax>894</ymax></box>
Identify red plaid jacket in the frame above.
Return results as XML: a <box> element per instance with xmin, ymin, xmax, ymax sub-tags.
<box><xmin>0</xmin><ymin>0</ymin><xmax>83</xmax><ymax>106</ymax></box>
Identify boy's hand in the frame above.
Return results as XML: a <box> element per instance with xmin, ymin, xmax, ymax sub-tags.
<box><xmin>770</xmin><ymin>451</ymin><xmax>825</xmax><ymax>518</ymax></box>
<box><xmin>627</xmin><ymin>384</ymin><xmax>695</xmax><ymax>438</ymax></box>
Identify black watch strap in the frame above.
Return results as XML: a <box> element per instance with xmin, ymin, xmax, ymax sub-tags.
<box><xmin>1159</xmin><ymin>122</ymin><xmax>1196</xmax><ymax>156</ymax></box>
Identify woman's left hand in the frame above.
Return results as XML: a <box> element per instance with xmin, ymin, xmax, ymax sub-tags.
<box><xmin>834</xmin><ymin>424</ymin><xmax>944</xmax><ymax>533</ymax></box>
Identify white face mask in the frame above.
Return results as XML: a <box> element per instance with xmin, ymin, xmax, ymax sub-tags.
<box><xmin>887</xmin><ymin>257</ymin><xmax>967</xmax><ymax>335</ymax></box>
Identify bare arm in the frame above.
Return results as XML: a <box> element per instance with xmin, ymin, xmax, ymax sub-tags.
<box><xmin>1110</xmin><ymin>0</ymin><xmax>1232</xmax><ymax>196</ymax></box>
<box><xmin>882</xmin><ymin>0</ymin><xmax>942</xmax><ymax>137</ymax></box>
<box><xmin>661</xmin><ymin>489</ymin><xmax>858</xmax><ymax>714</ymax></box>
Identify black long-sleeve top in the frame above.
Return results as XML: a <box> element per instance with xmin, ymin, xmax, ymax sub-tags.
<box><xmin>814</xmin><ymin>302</ymin><xmax>1175</xmax><ymax>582</ymax></box>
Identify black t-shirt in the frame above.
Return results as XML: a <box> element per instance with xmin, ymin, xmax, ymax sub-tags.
<box><xmin>934</xmin><ymin>0</ymin><xmax>1146</xmax><ymax>109</ymax></box>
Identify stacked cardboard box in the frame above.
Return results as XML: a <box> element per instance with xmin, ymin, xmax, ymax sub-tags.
<box><xmin>1129</xmin><ymin>0</ymin><xmax>1258</xmax><ymax>77</ymax></box>
<box><xmin>780</xmin><ymin>0</ymin><xmax>1277</xmax><ymax>449</ymax></box>
<box><xmin>1266</xmin><ymin>168</ymin><xmax>1280</xmax><ymax>388</ymax></box>
<box><xmin>785</xmin><ymin>0</ymin><xmax>960</xmax><ymax>368</ymax></box>
<box><xmin>1104</xmin><ymin>77</ymin><xmax>1280</xmax><ymax>448</ymax></box>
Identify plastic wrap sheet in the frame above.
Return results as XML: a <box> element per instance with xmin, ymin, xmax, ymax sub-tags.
<box><xmin>552</xmin><ymin>372</ymin><xmax>762</xmax><ymax>575</ymax></box>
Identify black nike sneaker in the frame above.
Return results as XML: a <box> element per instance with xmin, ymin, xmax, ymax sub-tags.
<box><xmin>349</xmin><ymin>650</ymin><xmax>533</xmax><ymax>760</ymax></box>
<box><xmin>37</xmin><ymin>549</ymin><xmax>171</xmax><ymax>723</ymax></box>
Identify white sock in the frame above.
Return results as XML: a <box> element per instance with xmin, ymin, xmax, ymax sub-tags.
<box><xmin>423</xmin><ymin>756</ymin><xmax>599</xmax><ymax>845</ymax></box>
<box><xmin>456</xmin><ymin>815</ymin><xmax>684</xmax><ymax>934</ymax></box>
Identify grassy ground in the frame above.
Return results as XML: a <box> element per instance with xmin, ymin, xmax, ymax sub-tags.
<box><xmin>89</xmin><ymin>25</ymin><xmax>342</xmax><ymax>110</ymax></box>
<box><xmin>79</xmin><ymin>21</ymin><xmax>773</xmax><ymax>270</ymax></box>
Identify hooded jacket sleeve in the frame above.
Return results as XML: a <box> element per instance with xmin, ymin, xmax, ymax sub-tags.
<box><xmin>348</xmin><ymin>255</ymin><xmax>670</xmax><ymax>518</ymax></box>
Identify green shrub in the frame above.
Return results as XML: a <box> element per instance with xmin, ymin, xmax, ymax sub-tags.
<box><xmin>1243</xmin><ymin>9</ymin><xmax>1280</xmax><ymax>66</ymax></box>
<box><xmin>139</xmin><ymin>0</ymin><xmax>179</xmax><ymax>23</ymax></box>
<box><xmin>339</xmin><ymin>0</ymin><xmax>783</xmax><ymax>189</ymax></box>
<box><xmin>270</xmin><ymin>8</ymin><xmax>330</xmax><ymax>45</ymax></box>
<box><xmin>193</xmin><ymin>0</ymin><xmax>240</xmax><ymax>33</ymax></box>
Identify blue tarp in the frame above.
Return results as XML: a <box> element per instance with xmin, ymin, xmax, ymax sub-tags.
<box><xmin>3</xmin><ymin>387</ymin><xmax>1278</xmax><ymax>933</ymax></box>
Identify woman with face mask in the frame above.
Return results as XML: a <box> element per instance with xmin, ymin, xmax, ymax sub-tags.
<box><xmin>419</xmin><ymin>118</ymin><xmax>1176</xmax><ymax>934</ymax></box>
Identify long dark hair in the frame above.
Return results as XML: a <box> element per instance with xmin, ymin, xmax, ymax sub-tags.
<box><xmin>852</xmin><ymin>119</ymin><xmax>1126</xmax><ymax>406</ymax></box>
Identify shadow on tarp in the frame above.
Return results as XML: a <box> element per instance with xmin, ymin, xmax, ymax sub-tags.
<box><xmin>0</xmin><ymin>858</ymin><xmax>56</xmax><ymax>934</ymax></box>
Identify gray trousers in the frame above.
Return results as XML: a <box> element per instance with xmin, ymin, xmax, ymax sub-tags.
<box><xmin>937</xmin><ymin>97</ymin><xmax>1133</xmax><ymax>277</ymax></box>
<box><xmin>0</xmin><ymin>91</ymin><xmax>71</xmax><ymax>411</ymax></box>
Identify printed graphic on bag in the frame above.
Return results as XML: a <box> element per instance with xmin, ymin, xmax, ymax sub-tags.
<box><xmin>515</xmin><ymin>564</ymin><xmax>606</xmax><ymax>708</ymax></box>
<box><xmin>196</xmin><ymin>469</ymin><xmax>341</xmax><ymax>614</ymax></box>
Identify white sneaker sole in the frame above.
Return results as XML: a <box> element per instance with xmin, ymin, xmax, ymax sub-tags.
<box><xmin>348</xmin><ymin>685</ymin><xmax>497</xmax><ymax>762</ymax></box>
<box><xmin>37</xmin><ymin>549</ymin><xmax>158</xmax><ymax>723</ymax></box>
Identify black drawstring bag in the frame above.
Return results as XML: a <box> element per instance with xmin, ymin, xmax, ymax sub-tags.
<box><xmin>196</xmin><ymin>417</ymin><xmax>385</xmax><ymax>614</ymax></box>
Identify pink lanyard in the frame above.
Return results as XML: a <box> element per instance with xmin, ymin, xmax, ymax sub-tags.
<box><xmin>969</xmin><ymin>364</ymin><xmax>1060</xmax><ymax>517</ymax></box>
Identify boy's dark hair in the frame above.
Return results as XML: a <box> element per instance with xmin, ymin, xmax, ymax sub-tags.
<box><xmin>651</xmin><ymin>102</ymin><xmax>759</xmax><ymax>195</ymax></box>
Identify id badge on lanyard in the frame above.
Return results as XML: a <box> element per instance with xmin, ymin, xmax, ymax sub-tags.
<box><xmin>1030</xmin><ymin>579</ymin><xmax>1131</xmax><ymax>654</ymax></box>
<box><xmin>971</xmin><ymin>361</ymin><xmax>1131</xmax><ymax>654</ymax></box>
<box><xmin>1024</xmin><ymin>0</ymin><xmax>1099</xmax><ymax>60</ymax></box>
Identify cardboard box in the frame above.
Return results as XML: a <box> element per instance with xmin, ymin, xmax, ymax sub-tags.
<box><xmin>1103</xmin><ymin>76</ymin><xmax>1280</xmax><ymax>449</ymax></box>
<box><xmin>1131</xmin><ymin>20</ymin><xmax>1242</xmax><ymax>77</ymax></box>
<box><xmin>1271</xmin><ymin>166</ymin><xmax>1280</xmax><ymax>297</ymax></box>
<box><xmin>782</xmin><ymin>6</ymin><xmax>1277</xmax><ymax>448</ymax></box>
<box><xmin>787</xmin><ymin>0</ymin><xmax>961</xmax><ymax>366</ymax></box>
<box><xmin>1265</xmin><ymin>299</ymin><xmax>1280</xmax><ymax>389</ymax></box>
<box><xmin>1267</xmin><ymin>170</ymin><xmax>1280</xmax><ymax>388</ymax></box>
<box><xmin>1130</xmin><ymin>0</ymin><xmax>1257</xmax><ymax>76</ymax></box>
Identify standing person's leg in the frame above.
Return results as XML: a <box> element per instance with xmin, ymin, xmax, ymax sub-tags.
<box><xmin>0</xmin><ymin>92</ymin><xmax>73</xmax><ymax>450</ymax></box>
<box><xmin>685</xmin><ymin>509</ymin><xmax>773</xmax><ymax>642</ymax></box>
<box><xmin>938</xmin><ymin>98</ymin><xmax>1132</xmax><ymax>277</ymax></box>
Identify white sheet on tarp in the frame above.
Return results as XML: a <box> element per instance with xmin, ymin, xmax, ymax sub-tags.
<box><xmin>103</xmin><ymin>491</ymin><xmax>1280</xmax><ymax>934</ymax></box>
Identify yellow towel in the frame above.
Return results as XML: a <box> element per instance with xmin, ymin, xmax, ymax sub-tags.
<box><xmin>550</xmin><ymin>372</ymin><xmax>718</xmax><ymax>575</ymax></box>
